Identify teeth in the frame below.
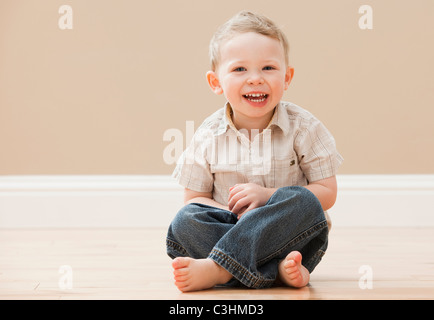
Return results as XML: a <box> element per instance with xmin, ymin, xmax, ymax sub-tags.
<box><xmin>245</xmin><ymin>93</ymin><xmax>266</xmax><ymax>98</ymax></box>
<box><xmin>244</xmin><ymin>93</ymin><xmax>267</xmax><ymax>102</ymax></box>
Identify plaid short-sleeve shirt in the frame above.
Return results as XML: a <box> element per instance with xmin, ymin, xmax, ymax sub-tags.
<box><xmin>173</xmin><ymin>101</ymin><xmax>343</xmax><ymax>206</ymax></box>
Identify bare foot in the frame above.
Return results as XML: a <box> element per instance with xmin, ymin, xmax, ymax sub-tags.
<box><xmin>172</xmin><ymin>257</ymin><xmax>232</xmax><ymax>292</ymax></box>
<box><xmin>278</xmin><ymin>251</ymin><xmax>310</xmax><ymax>288</ymax></box>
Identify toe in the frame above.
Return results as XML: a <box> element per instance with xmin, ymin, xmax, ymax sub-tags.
<box><xmin>174</xmin><ymin>274</ymin><xmax>189</xmax><ymax>281</ymax></box>
<box><xmin>284</xmin><ymin>265</ymin><xmax>299</xmax><ymax>274</ymax></box>
<box><xmin>284</xmin><ymin>259</ymin><xmax>296</xmax><ymax>268</ymax></box>
<box><xmin>288</xmin><ymin>271</ymin><xmax>300</xmax><ymax>280</ymax></box>
<box><xmin>173</xmin><ymin>266</ymin><xmax>189</xmax><ymax>276</ymax></box>
<box><xmin>172</xmin><ymin>257</ymin><xmax>190</xmax><ymax>269</ymax></box>
<box><xmin>175</xmin><ymin>280</ymin><xmax>193</xmax><ymax>292</ymax></box>
<box><xmin>287</xmin><ymin>251</ymin><xmax>302</xmax><ymax>263</ymax></box>
<box><xmin>175</xmin><ymin>280</ymin><xmax>188</xmax><ymax>291</ymax></box>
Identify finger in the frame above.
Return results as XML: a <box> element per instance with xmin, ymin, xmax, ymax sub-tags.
<box><xmin>228</xmin><ymin>188</ymin><xmax>245</xmax><ymax>210</ymax></box>
<box><xmin>228</xmin><ymin>191</ymin><xmax>246</xmax><ymax>212</ymax></box>
<box><xmin>228</xmin><ymin>183</ymin><xmax>245</xmax><ymax>196</ymax></box>
<box><xmin>242</xmin><ymin>204</ymin><xmax>254</xmax><ymax>215</ymax></box>
<box><xmin>229</xmin><ymin>184</ymin><xmax>238</xmax><ymax>192</ymax></box>
<box><xmin>236</xmin><ymin>207</ymin><xmax>248</xmax><ymax>219</ymax></box>
<box><xmin>237</xmin><ymin>203</ymin><xmax>259</xmax><ymax>219</ymax></box>
<box><xmin>228</xmin><ymin>184</ymin><xmax>241</xmax><ymax>193</ymax></box>
<box><xmin>231</xmin><ymin>197</ymin><xmax>251</xmax><ymax>215</ymax></box>
<box><xmin>228</xmin><ymin>186</ymin><xmax>238</xmax><ymax>202</ymax></box>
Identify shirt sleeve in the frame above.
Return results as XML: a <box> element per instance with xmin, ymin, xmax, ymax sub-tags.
<box><xmin>172</xmin><ymin>128</ymin><xmax>214</xmax><ymax>193</ymax></box>
<box><xmin>295</xmin><ymin>118</ymin><xmax>344</xmax><ymax>183</ymax></box>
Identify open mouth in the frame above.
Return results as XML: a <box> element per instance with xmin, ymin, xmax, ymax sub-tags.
<box><xmin>243</xmin><ymin>93</ymin><xmax>268</xmax><ymax>103</ymax></box>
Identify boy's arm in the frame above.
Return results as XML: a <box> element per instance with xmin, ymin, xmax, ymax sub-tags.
<box><xmin>303</xmin><ymin>176</ymin><xmax>337</xmax><ymax>211</ymax></box>
<box><xmin>183</xmin><ymin>175</ymin><xmax>337</xmax><ymax>215</ymax></box>
<box><xmin>184</xmin><ymin>188</ymin><xmax>230</xmax><ymax>211</ymax></box>
<box><xmin>227</xmin><ymin>176</ymin><xmax>337</xmax><ymax>217</ymax></box>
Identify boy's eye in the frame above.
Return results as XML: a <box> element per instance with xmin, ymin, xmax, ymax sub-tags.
<box><xmin>263</xmin><ymin>66</ymin><xmax>275</xmax><ymax>70</ymax></box>
<box><xmin>233</xmin><ymin>67</ymin><xmax>246</xmax><ymax>72</ymax></box>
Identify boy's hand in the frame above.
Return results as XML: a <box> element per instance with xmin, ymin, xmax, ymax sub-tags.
<box><xmin>228</xmin><ymin>183</ymin><xmax>276</xmax><ymax>219</ymax></box>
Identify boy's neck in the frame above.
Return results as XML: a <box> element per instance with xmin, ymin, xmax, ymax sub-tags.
<box><xmin>230</xmin><ymin>108</ymin><xmax>276</xmax><ymax>140</ymax></box>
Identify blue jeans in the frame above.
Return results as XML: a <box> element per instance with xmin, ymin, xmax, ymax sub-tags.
<box><xmin>166</xmin><ymin>186</ymin><xmax>329</xmax><ymax>289</ymax></box>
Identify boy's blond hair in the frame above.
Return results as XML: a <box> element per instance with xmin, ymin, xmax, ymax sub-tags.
<box><xmin>209</xmin><ymin>11</ymin><xmax>290</xmax><ymax>71</ymax></box>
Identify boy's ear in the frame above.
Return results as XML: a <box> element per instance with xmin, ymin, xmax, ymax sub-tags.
<box><xmin>284</xmin><ymin>66</ymin><xmax>294</xmax><ymax>90</ymax></box>
<box><xmin>206</xmin><ymin>71</ymin><xmax>223</xmax><ymax>95</ymax></box>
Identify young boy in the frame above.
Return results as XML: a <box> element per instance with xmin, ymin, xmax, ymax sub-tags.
<box><xmin>166</xmin><ymin>11</ymin><xmax>343</xmax><ymax>292</ymax></box>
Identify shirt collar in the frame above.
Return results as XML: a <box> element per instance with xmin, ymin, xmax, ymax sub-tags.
<box><xmin>266</xmin><ymin>102</ymin><xmax>290</xmax><ymax>135</ymax></box>
<box><xmin>216</xmin><ymin>101</ymin><xmax>290</xmax><ymax>136</ymax></box>
<box><xmin>216</xmin><ymin>102</ymin><xmax>237</xmax><ymax>136</ymax></box>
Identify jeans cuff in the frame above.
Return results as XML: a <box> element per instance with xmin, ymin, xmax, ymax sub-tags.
<box><xmin>166</xmin><ymin>238</ymin><xmax>188</xmax><ymax>258</ymax></box>
<box><xmin>208</xmin><ymin>248</ymin><xmax>275</xmax><ymax>289</ymax></box>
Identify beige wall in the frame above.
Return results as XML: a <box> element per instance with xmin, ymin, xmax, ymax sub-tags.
<box><xmin>1</xmin><ymin>0</ymin><xmax>433</xmax><ymax>175</ymax></box>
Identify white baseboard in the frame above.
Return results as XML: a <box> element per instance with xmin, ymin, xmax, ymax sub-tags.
<box><xmin>0</xmin><ymin>175</ymin><xmax>433</xmax><ymax>228</ymax></box>
<box><xmin>329</xmin><ymin>175</ymin><xmax>434</xmax><ymax>227</ymax></box>
<box><xmin>0</xmin><ymin>175</ymin><xmax>184</xmax><ymax>229</ymax></box>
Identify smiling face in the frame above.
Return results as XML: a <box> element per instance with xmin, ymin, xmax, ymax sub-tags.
<box><xmin>207</xmin><ymin>32</ymin><xmax>294</xmax><ymax>130</ymax></box>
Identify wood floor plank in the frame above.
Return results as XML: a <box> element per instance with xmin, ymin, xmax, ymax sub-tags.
<box><xmin>0</xmin><ymin>227</ymin><xmax>433</xmax><ymax>300</ymax></box>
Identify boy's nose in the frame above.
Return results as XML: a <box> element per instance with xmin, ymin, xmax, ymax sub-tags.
<box><xmin>247</xmin><ymin>72</ymin><xmax>264</xmax><ymax>85</ymax></box>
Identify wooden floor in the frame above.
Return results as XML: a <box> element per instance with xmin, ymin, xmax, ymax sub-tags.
<box><xmin>0</xmin><ymin>227</ymin><xmax>433</xmax><ymax>300</ymax></box>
